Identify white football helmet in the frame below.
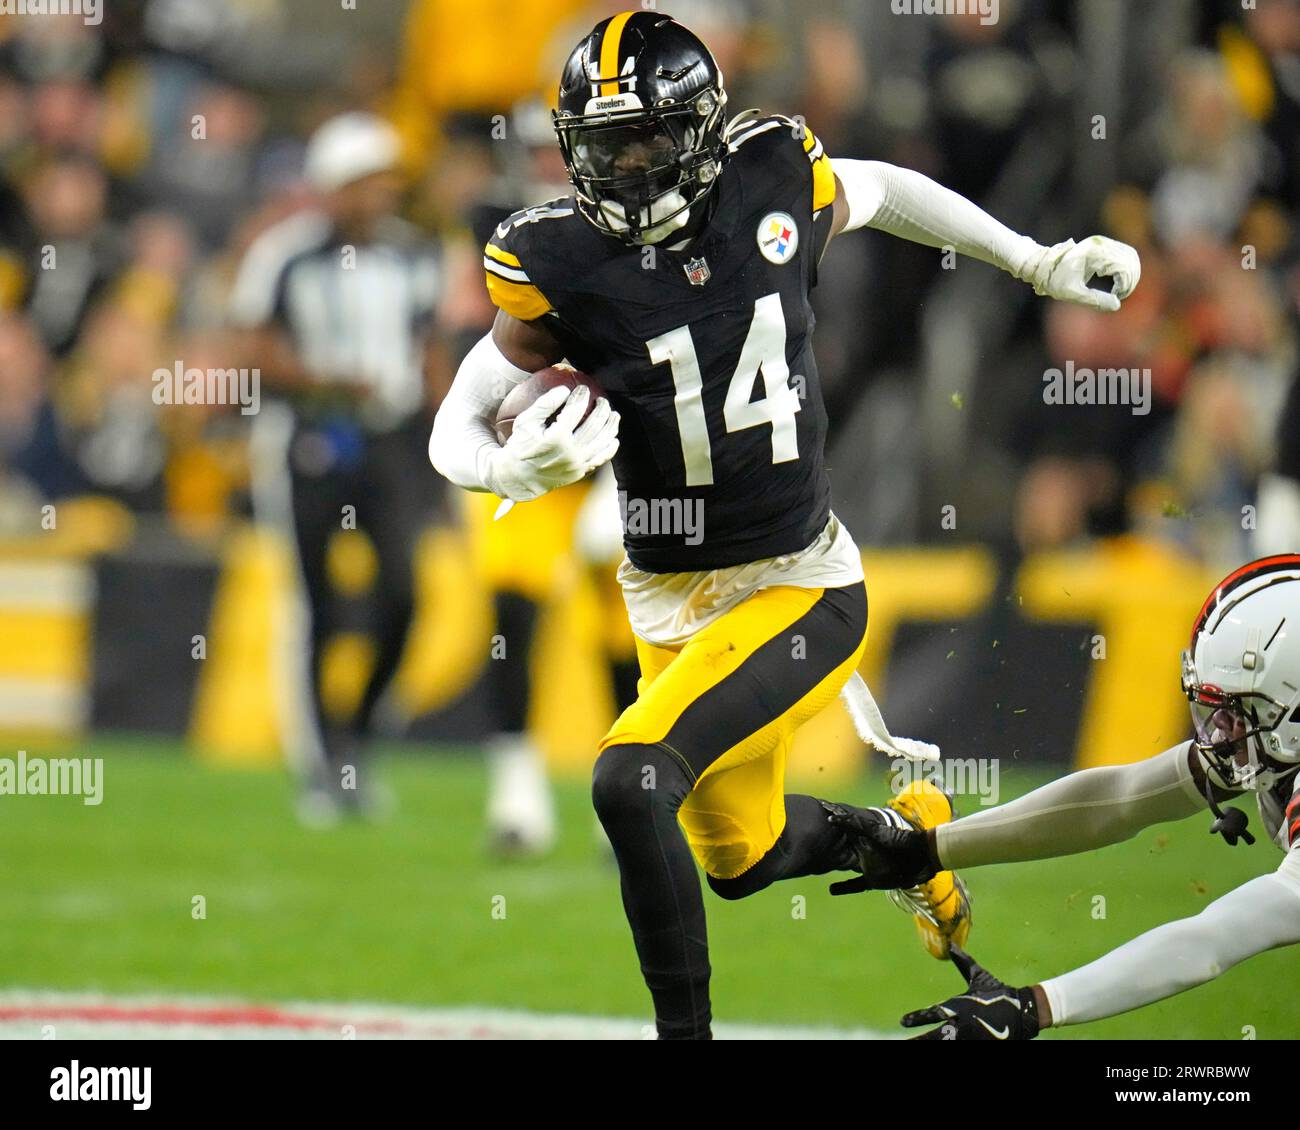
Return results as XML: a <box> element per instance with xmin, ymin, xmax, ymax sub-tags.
<box><xmin>1183</xmin><ymin>555</ymin><xmax>1300</xmax><ymax>792</ymax></box>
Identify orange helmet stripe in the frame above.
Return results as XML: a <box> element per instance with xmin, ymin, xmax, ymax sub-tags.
<box><xmin>1191</xmin><ymin>553</ymin><xmax>1300</xmax><ymax>646</ymax></box>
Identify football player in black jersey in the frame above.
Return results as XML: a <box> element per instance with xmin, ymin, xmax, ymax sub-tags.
<box><xmin>430</xmin><ymin>10</ymin><xmax>1141</xmax><ymax>1039</ymax></box>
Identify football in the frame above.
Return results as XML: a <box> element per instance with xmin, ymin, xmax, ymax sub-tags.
<box><xmin>494</xmin><ymin>366</ymin><xmax>603</xmax><ymax>444</ymax></box>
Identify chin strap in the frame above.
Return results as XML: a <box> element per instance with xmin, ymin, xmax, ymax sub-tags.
<box><xmin>1203</xmin><ymin>777</ymin><xmax>1255</xmax><ymax>846</ymax></box>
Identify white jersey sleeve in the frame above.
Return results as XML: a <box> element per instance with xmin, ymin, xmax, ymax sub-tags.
<box><xmin>830</xmin><ymin>158</ymin><xmax>1040</xmax><ymax>276</ymax></box>
<box><xmin>1042</xmin><ymin>846</ymin><xmax>1300</xmax><ymax>1027</ymax></box>
<box><xmin>936</xmin><ymin>744</ymin><xmax>1205</xmax><ymax>870</ymax></box>
<box><xmin>428</xmin><ymin>332</ymin><xmax>530</xmax><ymax>493</ymax></box>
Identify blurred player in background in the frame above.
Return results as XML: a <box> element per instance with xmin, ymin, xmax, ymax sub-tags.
<box><xmin>441</xmin><ymin>98</ymin><xmax>640</xmax><ymax>856</ymax></box>
<box><xmin>230</xmin><ymin>112</ymin><xmax>446</xmax><ymax>824</ymax></box>
<box><xmin>575</xmin><ymin>463</ymin><xmax>642</xmax><ymax>716</ymax></box>
<box><xmin>855</xmin><ymin>556</ymin><xmax>1300</xmax><ymax>1039</ymax></box>
<box><xmin>430</xmin><ymin>10</ymin><xmax>1141</xmax><ymax>1037</ymax></box>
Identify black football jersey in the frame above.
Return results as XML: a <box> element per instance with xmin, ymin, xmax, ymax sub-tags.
<box><xmin>483</xmin><ymin>115</ymin><xmax>839</xmax><ymax>573</ymax></box>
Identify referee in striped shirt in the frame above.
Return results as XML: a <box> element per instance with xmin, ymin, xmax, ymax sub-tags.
<box><xmin>231</xmin><ymin>113</ymin><xmax>447</xmax><ymax>822</ymax></box>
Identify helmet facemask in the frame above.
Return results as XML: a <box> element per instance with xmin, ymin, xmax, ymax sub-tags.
<box><xmin>1182</xmin><ymin>648</ymin><xmax>1297</xmax><ymax>791</ymax></box>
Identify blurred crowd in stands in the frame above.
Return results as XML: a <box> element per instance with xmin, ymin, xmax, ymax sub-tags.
<box><xmin>1</xmin><ymin>0</ymin><xmax>1298</xmax><ymax>571</ymax></box>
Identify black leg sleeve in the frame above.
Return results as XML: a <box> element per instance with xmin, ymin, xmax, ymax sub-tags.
<box><xmin>484</xmin><ymin>591</ymin><xmax>540</xmax><ymax>735</ymax></box>
<box><xmin>591</xmin><ymin>742</ymin><xmax>712</xmax><ymax>1040</ymax></box>
<box><xmin>351</xmin><ymin>531</ymin><xmax>417</xmax><ymax>740</ymax></box>
<box><xmin>706</xmin><ymin>794</ymin><xmax>860</xmax><ymax>901</ymax></box>
<box><xmin>352</xmin><ymin>421</ymin><xmax>442</xmax><ymax>738</ymax></box>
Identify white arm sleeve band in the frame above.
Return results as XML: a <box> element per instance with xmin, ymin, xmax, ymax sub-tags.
<box><xmin>428</xmin><ymin>332</ymin><xmax>531</xmax><ymax>492</ymax></box>
<box><xmin>1042</xmin><ymin>850</ymin><xmax>1300</xmax><ymax>1026</ymax></box>
<box><xmin>831</xmin><ymin>158</ymin><xmax>1041</xmax><ymax>280</ymax></box>
<box><xmin>935</xmin><ymin>744</ymin><xmax>1205</xmax><ymax>870</ymax></box>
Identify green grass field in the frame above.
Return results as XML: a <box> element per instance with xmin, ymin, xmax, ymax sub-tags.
<box><xmin>2</xmin><ymin>735</ymin><xmax>1296</xmax><ymax>1039</ymax></box>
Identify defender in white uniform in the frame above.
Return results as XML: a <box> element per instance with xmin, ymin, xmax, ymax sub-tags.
<box><xmin>848</xmin><ymin>554</ymin><xmax>1300</xmax><ymax>1038</ymax></box>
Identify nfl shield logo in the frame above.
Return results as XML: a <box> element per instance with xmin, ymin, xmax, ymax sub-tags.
<box><xmin>684</xmin><ymin>256</ymin><xmax>711</xmax><ymax>286</ymax></box>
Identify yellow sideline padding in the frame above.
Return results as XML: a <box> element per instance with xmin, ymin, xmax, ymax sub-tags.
<box><xmin>1017</xmin><ymin>536</ymin><xmax>1213</xmax><ymax>769</ymax></box>
<box><xmin>0</xmin><ymin>531</ymin><xmax>1224</xmax><ymax>779</ymax></box>
<box><xmin>188</xmin><ymin>525</ymin><xmax>285</xmax><ymax>761</ymax></box>
<box><xmin>189</xmin><ymin>537</ymin><xmax>1003</xmax><ymax>778</ymax></box>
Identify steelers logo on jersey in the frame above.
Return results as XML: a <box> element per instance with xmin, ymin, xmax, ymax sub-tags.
<box><xmin>757</xmin><ymin>211</ymin><xmax>799</xmax><ymax>264</ymax></box>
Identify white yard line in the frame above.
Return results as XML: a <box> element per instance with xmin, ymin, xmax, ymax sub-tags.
<box><xmin>0</xmin><ymin>990</ymin><xmax>892</xmax><ymax>1040</ymax></box>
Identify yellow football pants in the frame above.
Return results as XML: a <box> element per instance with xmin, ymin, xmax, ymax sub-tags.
<box><xmin>600</xmin><ymin>583</ymin><xmax>868</xmax><ymax>879</ymax></box>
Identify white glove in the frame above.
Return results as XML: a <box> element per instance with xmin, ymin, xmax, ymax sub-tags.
<box><xmin>1019</xmin><ymin>235</ymin><xmax>1141</xmax><ymax>312</ymax></box>
<box><xmin>483</xmin><ymin>384</ymin><xmax>620</xmax><ymax>502</ymax></box>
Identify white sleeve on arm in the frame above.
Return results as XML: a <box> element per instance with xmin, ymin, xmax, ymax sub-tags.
<box><xmin>935</xmin><ymin>744</ymin><xmax>1206</xmax><ymax>870</ymax></box>
<box><xmin>1042</xmin><ymin>849</ymin><xmax>1300</xmax><ymax>1027</ymax></box>
<box><xmin>428</xmin><ymin>332</ymin><xmax>530</xmax><ymax>492</ymax></box>
<box><xmin>831</xmin><ymin>158</ymin><xmax>1041</xmax><ymax>280</ymax></box>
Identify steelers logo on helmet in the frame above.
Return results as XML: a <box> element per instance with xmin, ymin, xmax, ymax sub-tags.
<box><xmin>758</xmin><ymin>212</ymin><xmax>798</xmax><ymax>264</ymax></box>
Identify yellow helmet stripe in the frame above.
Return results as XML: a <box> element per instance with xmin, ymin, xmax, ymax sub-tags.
<box><xmin>599</xmin><ymin>10</ymin><xmax>636</xmax><ymax>96</ymax></box>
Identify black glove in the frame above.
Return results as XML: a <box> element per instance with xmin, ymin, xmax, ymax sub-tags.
<box><xmin>900</xmin><ymin>945</ymin><xmax>1040</xmax><ymax>1040</ymax></box>
<box><xmin>820</xmin><ymin>802</ymin><xmax>938</xmax><ymax>895</ymax></box>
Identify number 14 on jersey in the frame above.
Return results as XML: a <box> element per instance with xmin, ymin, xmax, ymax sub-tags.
<box><xmin>646</xmin><ymin>293</ymin><xmax>802</xmax><ymax>487</ymax></box>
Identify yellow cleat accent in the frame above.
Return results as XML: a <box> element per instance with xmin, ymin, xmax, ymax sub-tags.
<box><xmin>886</xmin><ymin>780</ymin><xmax>973</xmax><ymax>959</ymax></box>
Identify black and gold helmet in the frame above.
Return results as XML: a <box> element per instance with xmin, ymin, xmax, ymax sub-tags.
<box><xmin>552</xmin><ymin>10</ymin><xmax>728</xmax><ymax>245</ymax></box>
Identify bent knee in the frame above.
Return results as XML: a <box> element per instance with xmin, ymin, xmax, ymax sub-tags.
<box><xmin>591</xmin><ymin>742</ymin><xmax>689</xmax><ymax>822</ymax></box>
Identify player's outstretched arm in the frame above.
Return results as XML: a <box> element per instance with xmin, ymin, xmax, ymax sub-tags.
<box><xmin>826</xmin><ymin>158</ymin><xmax>1140</xmax><ymax>312</ymax></box>
<box><xmin>838</xmin><ymin>745</ymin><xmax>1217</xmax><ymax>891</ymax></box>
<box><xmin>934</xmin><ymin>743</ymin><xmax>1212</xmax><ymax>870</ymax></box>
<box><xmin>904</xmin><ymin>850</ymin><xmax>1300</xmax><ymax>1038</ymax></box>
<box><xmin>428</xmin><ymin>311</ymin><xmax>619</xmax><ymax>501</ymax></box>
<box><xmin>1032</xmin><ymin>849</ymin><xmax>1300</xmax><ymax>1030</ymax></box>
